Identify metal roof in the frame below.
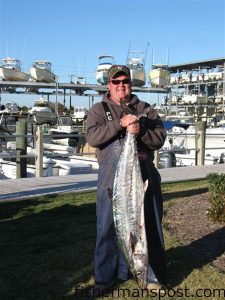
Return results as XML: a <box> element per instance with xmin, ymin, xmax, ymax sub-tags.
<box><xmin>169</xmin><ymin>57</ymin><xmax>225</xmax><ymax>73</ymax></box>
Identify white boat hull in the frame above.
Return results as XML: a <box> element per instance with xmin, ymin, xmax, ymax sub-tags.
<box><xmin>29</xmin><ymin>99</ymin><xmax>58</xmax><ymax>125</ymax></box>
<box><xmin>175</xmin><ymin>153</ymin><xmax>219</xmax><ymax>167</ymax></box>
<box><xmin>70</xmin><ymin>155</ymin><xmax>99</xmax><ymax>170</ymax></box>
<box><xmin>53</xmin><ymin>159</ymin><xmax>92</xmax><ymax>175</ymax></box>
<box><xmin>149</xmin><ymin>68</ymin><xmax>170</xmax><ymax>87</ymax></box>
<box><xmin>130</xmin><ymin>69</ymin><xmax>146</xmax><ymax>87</ymax></box>
<box><xmin>0</xmin><ymin>67</ymin><xmax>29</xmax><ymax>81</ymax></box>
<box><xmin>0</xmin><ymin>160</ymin><xmax>59</xmax><ymax>180</ymax></box>
<box><xmin>29</xmin><ymin>66</ymin><xmax>56</xmax><ymax>83</ymax></box>
<box><xmin>32</xmin><ymin>111</ymin><xmax>57</xmax><ymax>125</ymax></box>
<box><xmin>49</xmin><ymin>129</ymin><xmax>79</xmax><ymax>147</ymax></box>
<box><xmin>170</xmin><ymin>126</ymin><xmax>225</xmax><ymax>158</ymax></box>
<box><xmin>0</xmin><ymin>158</ymin><xmax>92</xmax><ymax>179</ymax></box>
<box><xmin>96</xmin><ymin>63</ymin><xmax>112</xmax><ymax>85</ymax></box>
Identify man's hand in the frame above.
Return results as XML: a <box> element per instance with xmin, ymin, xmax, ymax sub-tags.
<box><xmin>127</xmin><ymin>121</ymin><xmax>140</xmax><ymax>135</ymax></box>
<box><xmin>120</xmin><ymin>114</ymin><xmax>139</xmax><ymax>128</ymax></box>
<box><xmin>120</xmin><ymin>114</ymin><xmax>140</xmax><ymax>135</ymax></box>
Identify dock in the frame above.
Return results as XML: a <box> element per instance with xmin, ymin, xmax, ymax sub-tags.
<box><xmin>1</xmin><ymin>164</ymin><xmax>225</xmax><ymax>203</ymax></box>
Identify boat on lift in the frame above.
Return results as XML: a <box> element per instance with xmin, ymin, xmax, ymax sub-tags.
<box><xmin>29</xmin><ymin>60</ymin><xmax>57</xmax><ymax>83</ymax></box>
<box><xmin>149</xmin><ymin>49</ymin><xmax>171</xmax><ymax>88</ymax></box>
<box><xmin>0</xmin><ymin>57</ymin><xmax>29</xmax><ymax>81</ymax></box>
<box><xmin>96</xmin><ymin>55</ymin><xmax>114</xmax><ymax>85</ymax></box>
<box><xmin>72</xmin><ymin>76</ymin><xmax>86</xmax><ymax>84</ymax></box>
<box><xmin>29</xmin><ymin>97</ymin><xmax>58</xmax><ymax>125</ymax></box>
<box><xmin>149</xmin><ymin>64</ymin><xmax>171</xmax><ymax>88</ymax></box>
<box><xmin>126</xmin><ymin>44</ymin><xmax>148</xmax><ymax>87</ymax></box>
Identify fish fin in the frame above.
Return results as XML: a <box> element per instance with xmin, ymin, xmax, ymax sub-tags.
<box><xmin>107</xmin><ymin>188</ymin><xmax>113</xmax><ymax>200</ymax></box>
<box><xmin>130</xmin><ymin>232</ymin><xmax>138</xmax><ymax>252</ymax></box>
<box><xmin>144</xmin><ymin>180</ymin><xmax>148</xmax><ymax>192</ymax></box>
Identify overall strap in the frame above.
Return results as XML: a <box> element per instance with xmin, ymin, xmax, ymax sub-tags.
<box><xmin>102</xmin><ymin>102</ymin><xmax>113</xmax><ymax>121</ymax></box>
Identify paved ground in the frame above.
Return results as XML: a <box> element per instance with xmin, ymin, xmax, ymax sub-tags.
<box><xmin>0</xmin><ymin>164</ymin><xmax>225</xmax><ymax>203</ymax></box>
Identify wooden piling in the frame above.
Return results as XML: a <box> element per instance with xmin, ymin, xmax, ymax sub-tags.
<box><xmin>16</xmin><ymin>119</ymin><xmax>27</xmax><ymax>178</ymax></box>
<box><xmin>195</xmin><ymin>121</ymin><xmax>206</xmax><ymax>166</ymax></box>
<box><xmin>154</xmin><ymin>150</ymin><xmax>160</xmax><ymax>168</ymax></box>
<box><xmin>35</xmin><ymin>126</ymin><xmax>43</xmax><ymax>177</ymax></box>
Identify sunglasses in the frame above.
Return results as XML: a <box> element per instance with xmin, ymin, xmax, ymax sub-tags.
<box><xmin>110</xmin><ymin>78</ymin><xmax>130</xmax><ymax>85</ymax></box>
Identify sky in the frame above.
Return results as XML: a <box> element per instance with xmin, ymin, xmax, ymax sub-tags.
<box><xmin>0</xmin><ymin>0</ymin><xmax>224</xmax><ymax>108</ymax></box>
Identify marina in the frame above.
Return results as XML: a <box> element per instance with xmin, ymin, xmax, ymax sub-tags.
<box><xmin>0</xmin><ymin>57</ymin><xmax>225</xmax><ymax>180</ymax></box>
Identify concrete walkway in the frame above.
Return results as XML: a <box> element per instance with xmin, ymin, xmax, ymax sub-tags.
<box><xmin>0</xmin><ymin>164</ymin><xmax>225</xmax><ymax>203</ymax></box>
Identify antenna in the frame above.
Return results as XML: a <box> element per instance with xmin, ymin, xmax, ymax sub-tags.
<box><xmin>126</xmin><ymin>41</ymin><xmax>131</xmax><ymax>64</ymax></box>
<box><xmin>83</xmin><ymin>57</ymin><xmax>87</xmax><ymax>78</ymax></box>
<box><xmin>5</xmin><ymin>41</ymin><xmax>9</xmax><ymax>57</ymax></box>
<box><xmin>152</xmin><ymin>48</ymin><xmax>155</xmax><ymax>66</ymax></box>
<box><xmin>72</xmin><ymin>54</ymin><xmax>76</xmax><ymax>76</ymax></box>
<box><xmin>166</xmin><ymin>47</ymin><xmax>169</xmax><ymax>65</ymax></box>
<box><xmin>21</xmin><ymin>36</ymin><xmax>26</xmax><ymax>68</ymax></box>
<box><xmin>144</xmin><ymin>42</ymin><xmax>150</xmax><ymax>67</ymax></box>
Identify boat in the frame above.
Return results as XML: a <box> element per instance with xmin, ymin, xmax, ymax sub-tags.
<box><xmin>126</xmin><ymin>50</ymin><xmax>146</xmax><ymax>87</ymax></box>
<box><xmin>0</xmin><ymin>57</ymin><xmax>29</xmax><ymax>81</ymax></box>
<box><xmin>48</xmin><ymin>115</ymin><xmax>80</xmax><ymax>147</ymax></box>
<box><xmin>50</xmin><ymin>157</ymin><xmax>92</xmax><ymax>175</ymax></box>
<box><xmin>96</xmin><ymin>55</ymin><xmax>114</xmax><ymax>85</ymax></box>
<box><xmin>71</xmin><ymin>107</ymin><xmax>88</xmax><ymax>123</ymax></box>
<box><xmin>69</xmin><ymin>155</ymin><xmax>99</xmax><ymax>171</ymax></box>
<box><xmin>0</xmin><ymin>156</ymin><xmax>92</xmax><ymax>179</ymax></box>
<box><xmin>29</xmin><ymin>60</ymin><xmax>57</xmax><ymax>83</ymax></box>
<box><xmin>160</xmin><ymin>134</ymin><xmax>220</xmax><ymax>168</ymax></box>
<box><xmin>149</xmin><ymin>64</ymin><xmax>170</xmax><ymax>88</ymax></box>
<box><xmin>0</xmin><ymin>157</ymin><xmax>59</xmax><ymax>179</ymax></box>
<box><xmin>72</xmin><ymin>76</ymin><xmax>86</xmax><ymax>84</ymax></box>
<box><xmin>168</xmin><ymin>125</ymin><xmax>225</xmax><ymax>158</ymax></box>
<box><xmin>29</xmin><ymin>98</ymin><xmax>58</xmax><ymax>125</ymax></box>
<box><xmin>0</xmin><ymin>102</ymin><xmax>20</xmax><ymax>114</ymax></box>
<box><xmin>0</xmin><ymin>102</ymin><xmax>22</xmax><ymax>130</ymax></box>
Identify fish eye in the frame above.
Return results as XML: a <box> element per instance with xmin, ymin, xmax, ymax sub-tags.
<box><xmin>137</xmin><ymin>271</ymin><xmax>142</xmax><ymax>276</ymax></box>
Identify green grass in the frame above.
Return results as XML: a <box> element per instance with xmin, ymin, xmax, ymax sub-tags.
<box><xmin>0</xmin><ymin>180</ymin><xmax>224</xmax><ymax>299</ymax></box>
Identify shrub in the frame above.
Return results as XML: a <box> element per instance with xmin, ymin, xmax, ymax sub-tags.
<box><xmin>207</xmin><ymin>173</ymin><xmax>225</xmax><ymax>223</ymax></box>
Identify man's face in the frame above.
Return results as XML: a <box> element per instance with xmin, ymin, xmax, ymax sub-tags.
<box><xmin>107</xmin><ymin>73</ymin><xmax>131</xmax><ymax>104</ymax></box>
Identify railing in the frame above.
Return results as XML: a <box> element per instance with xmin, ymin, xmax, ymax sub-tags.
<box><xmin>0</xmin><ymin>120</ymin><xmax>88</xmax><ymax>178</ymax></box>
<box><xmin>154</xmin><ymin>121</ymin><xmax>225</xmax><ymax>168</ymax></box>
<box><xmin>1</xmin><ymin>120</ymin><xmax>225</xmax><ymax>178</ymax></box>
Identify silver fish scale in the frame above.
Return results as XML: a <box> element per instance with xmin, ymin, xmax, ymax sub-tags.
<box><xmin>112</xmin><ymin>132</ymin><xmax>148</xmax><ymax>287</ymax></box>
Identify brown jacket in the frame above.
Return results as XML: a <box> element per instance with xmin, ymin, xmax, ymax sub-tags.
<box><xmin>86</xmin><ymin>93</ymin><xmax>167</xmax><ymax>162</ymax></box>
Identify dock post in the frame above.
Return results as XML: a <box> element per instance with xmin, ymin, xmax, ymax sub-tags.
<box><xmin>16</xmin><ymin>119</ymin><xmax>27</xmax><ymax>178</ymax></box>
<box><xmin>195</xmin><ymin>121</ymin><xmax>206</xmax><ymax>166</ymax></box>
<box><xmin>35</xmin><ymin>126</ymin><xmax>43</xmax><ymax>177</ymax></box>
<box><xmin>154</xmin><ymin>149</ymin><xmax>160</xmax><ymax>169</ymax></box>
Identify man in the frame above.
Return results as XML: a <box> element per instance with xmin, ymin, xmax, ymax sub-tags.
<box><xmin>86</xmin><ymin>65</ymin><xmax>167</xmax><ymax>293</ymax></box>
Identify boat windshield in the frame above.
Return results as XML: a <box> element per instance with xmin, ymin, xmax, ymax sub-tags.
<box><xmin>34</xmin><ymin>101</ymin><xmax>49</xmax><ymax>108</ymax></box>
<box><xmin>127</xmin><ymin>62</ymin><xmax>143</xmax><ymax>70</ymax></box>
<box><xmin>152</xmin><ymin>64</ymin><xmax>168</xmax><ymax>70</ymax></box>
<box><xmin>74</xmin><ymin>107</ymin><xmax>87</xmax><ymax>113</ymax></box>
<box><xmin>1</xmin><ymin>58</ymin><xmax>20</xmax><ymax>69</ymax></box>
<box><xmin>98</xmin><ymin>55</ymin><xmax>114</xmax><ymax>65</ymax></box>
<box><xmin>33</xmin><ymin>61</ymin><xmax>51</xmax><ymax>70</ymax></box>
<box><xmin>58</xmin><ymin>116</ymin><xmax>72</xmax><ymax>125</ymax></box>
